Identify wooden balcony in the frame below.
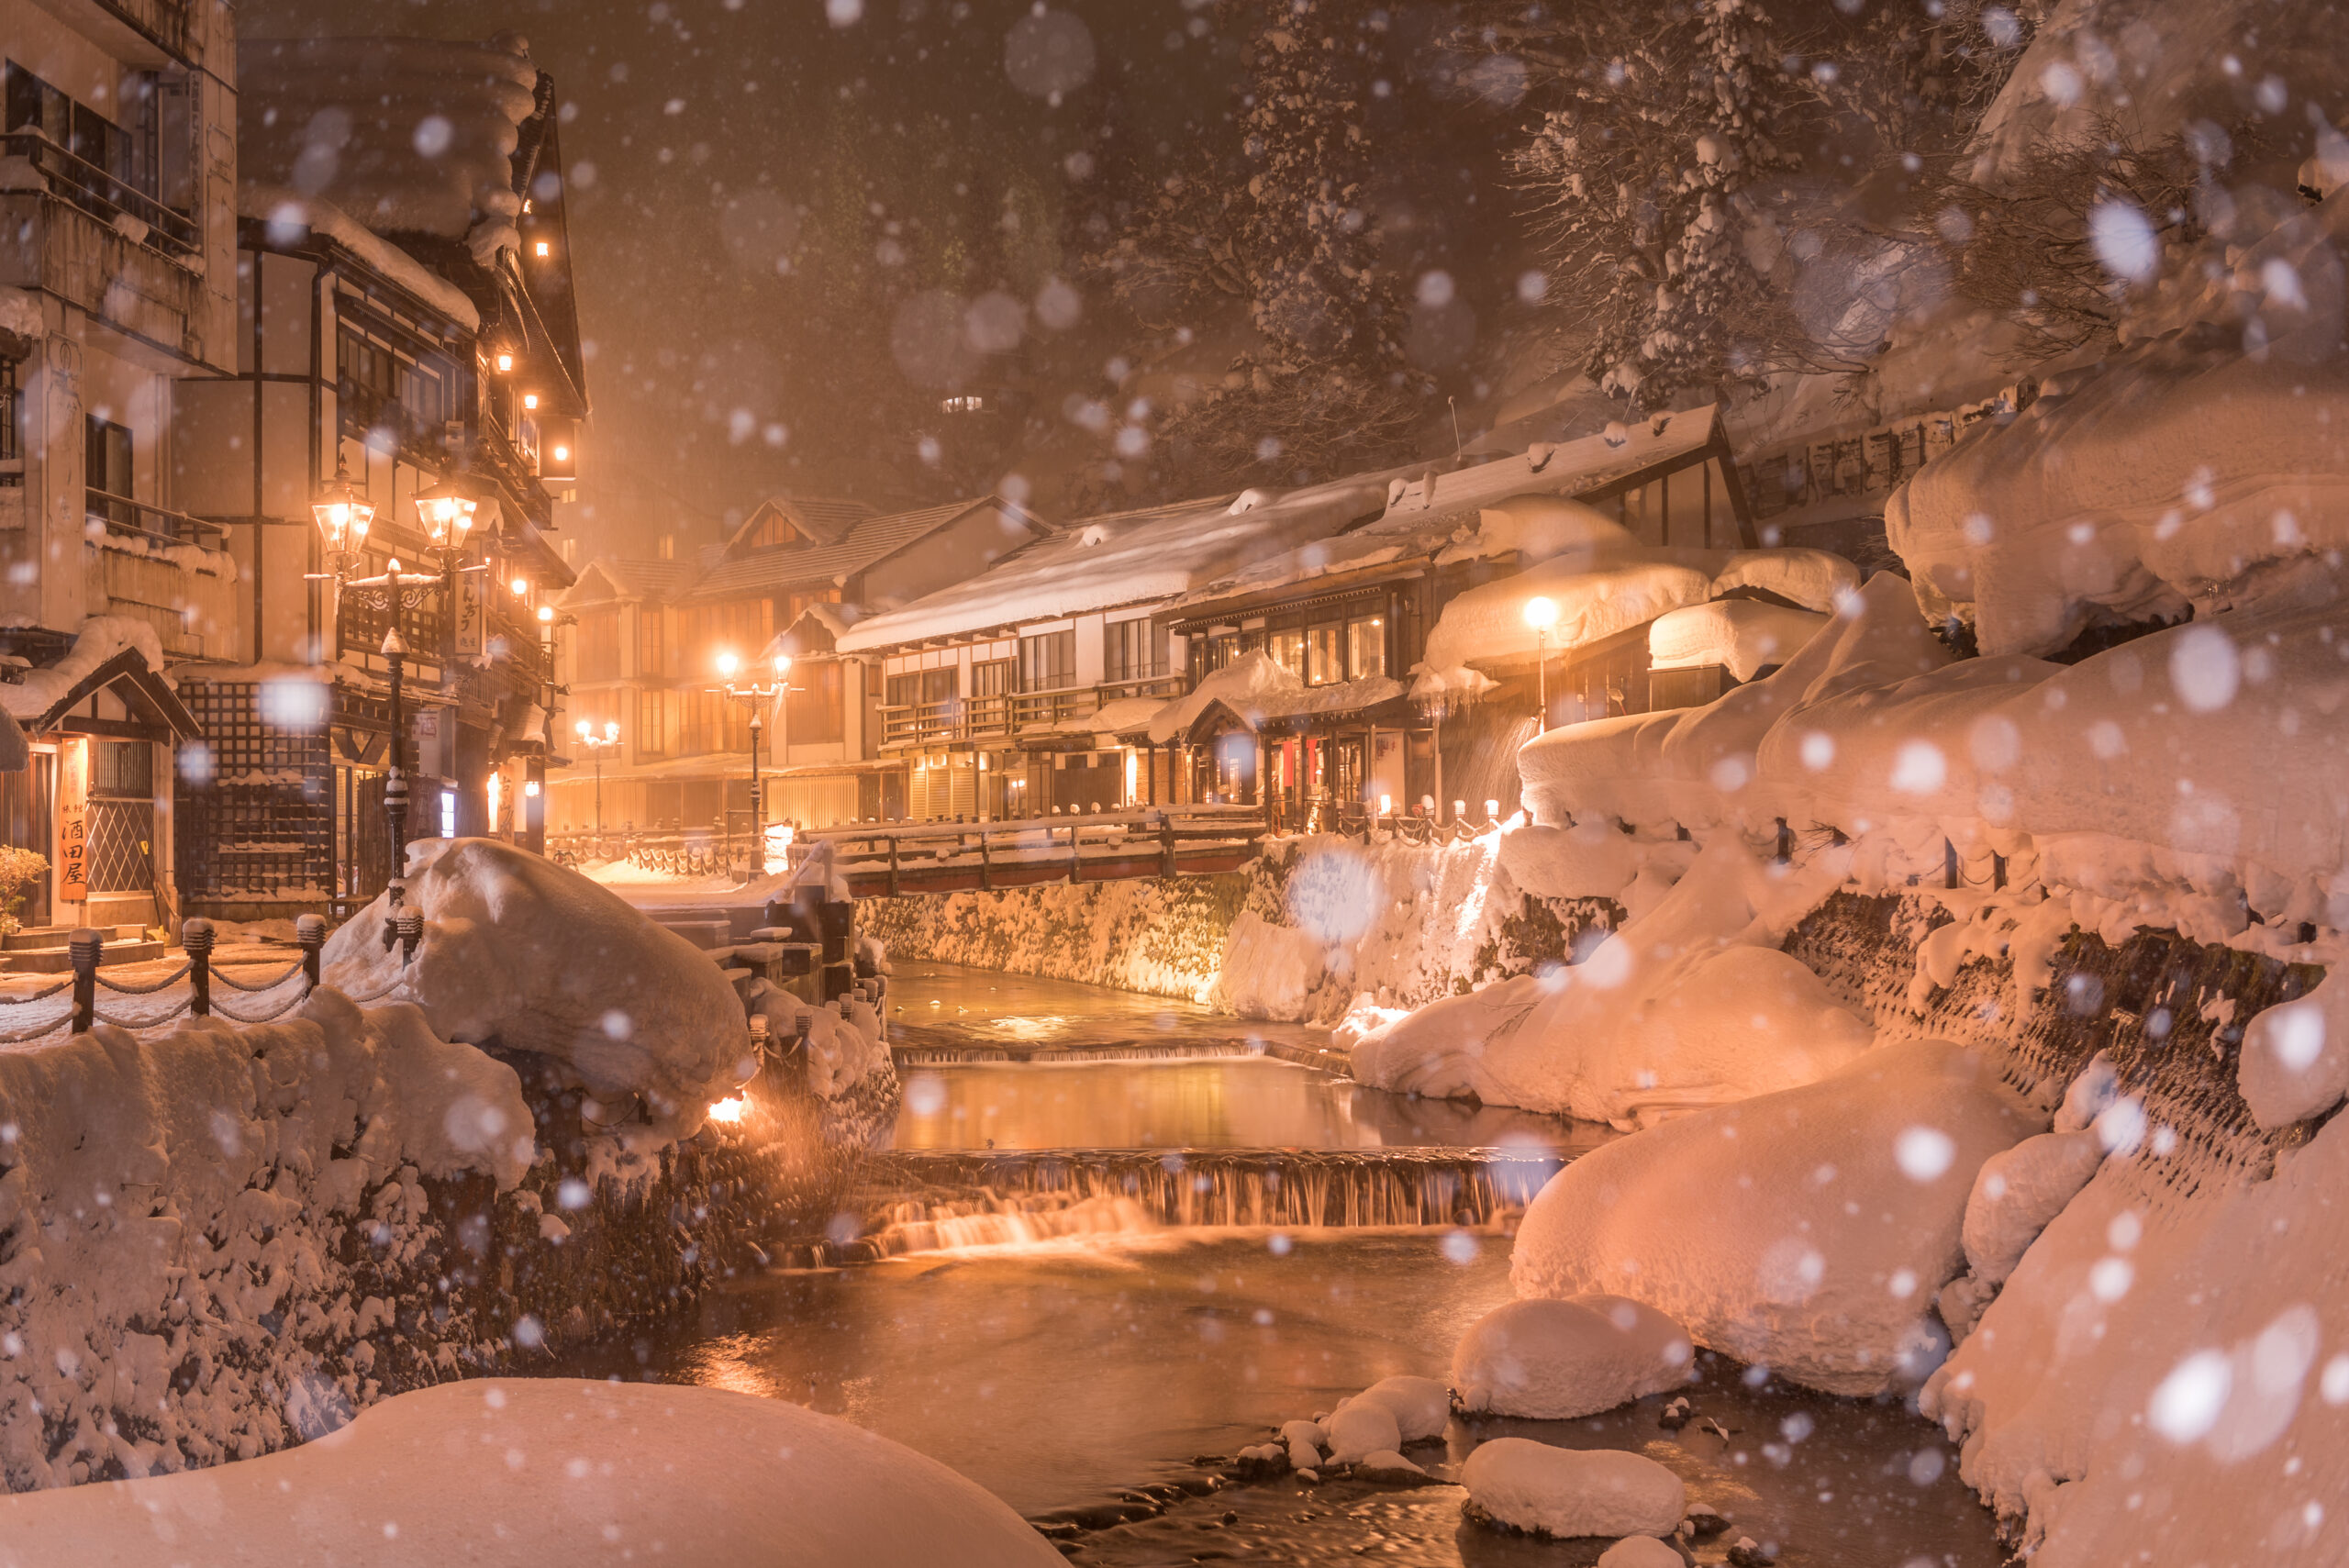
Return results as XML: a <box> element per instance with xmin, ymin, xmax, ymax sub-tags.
<box><xmin>879</xmin><ymin>674</ymin><xmax>1184</xmax><ymax>749</ymax></box>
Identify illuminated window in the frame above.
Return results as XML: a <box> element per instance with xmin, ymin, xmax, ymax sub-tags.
<box><xmin>1306</xmin><ymin>624</ymin><xmax>1343</xmax><ymax>685</ymax></box>
<box><xmin>1347</xmin><ymin>616</ymin><xmax>1386</xmax><ymax>680</ymax></box>
<box><xmin>533</xmin><ymin>239</ymin><xmax>551</xmax><ymax>258</ymax></box>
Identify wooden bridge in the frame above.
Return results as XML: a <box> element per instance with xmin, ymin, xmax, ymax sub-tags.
<box><xmin>790</xmin><ymin>805</ymin><xmax>1269</xmax><ymax>898</ymax></box>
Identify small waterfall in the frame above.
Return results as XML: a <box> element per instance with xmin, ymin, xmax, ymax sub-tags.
<box><xmin>801</xmin><ymin>1147</ymin><xmax>1564</xmax><ymax>1262</ymax></box>
<box><xmin>890</xmin><ymin>1040</ymin><xmax>1287</xmax><ymax>1066</ymax></box>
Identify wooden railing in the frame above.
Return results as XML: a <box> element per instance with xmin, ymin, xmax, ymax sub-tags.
<box><xmin>0</xmin><ymin>133</ymin><xmax>197</xmax><ymax>255</ymax></box>
<box><xmin>86</xmin><ymin>490</ymin><xmax>229</xmax><ymax>549</ymax></box>
<box><xmin>879</xmin><ymin>674</ymin><xmax>1186</xmax><ymax>747</ymax></box>
<box><xmin>795</xmin><ymin>804</ymin><xmax>1269</xmax><ymax>897</ymax></box>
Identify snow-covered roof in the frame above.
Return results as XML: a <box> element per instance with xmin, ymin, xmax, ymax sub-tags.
<box><xmin>1648</xmin><ymin>599</ymin><xmax>1831</xmax><ymax>683</ymax></box>
<box><xmin>1416</xmin><ymin>547</ymin><xmax>1859</xmax><ymax>693</ymax></box>
<box><xmin>239</xmin><ymin>35</ymin><xmax>540</xmax><ymax>269</ymax></box>
<box><xmin>1025</xmin><ymin>695</ymin><xmax>1168</xmax><ymax>740</ymax></box>
<box><xmin>563</xmin><ymin>557</ymin><xmax>703</xmax><ymax>608</ymax></box>
<box><xmin>1162</xmin><ymin>407</ymin><xmax>1732</xmax><ymax>617</ymax></box>
<box><xmin>835</xmin><ymin>481</ymin><xmax>1389</xmax><ymax>654</ymax></box>
<box><xmin>1</xmin><ymin>617</ymin><xmax>166</xmax><ymax>724</ymax></box>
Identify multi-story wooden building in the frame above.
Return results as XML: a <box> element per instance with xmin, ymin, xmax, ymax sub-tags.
<box><xmin>165</xmin><ymin>33</ymin><xmax>584</xmax><ymax>918</ymax></box>
<box><xmin>0</xmin><ymin>0</ymin><xmax>241</xmax><ymax>931</ymax></box>
<box><xmin>547</xmin><ymin>493</ymin><xmax>1042</xmax><ymax>838</ymax></box>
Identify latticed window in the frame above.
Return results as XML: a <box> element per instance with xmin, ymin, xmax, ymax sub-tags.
<box><xmin>172</xmin><ymin>682</ymin><xmax>334</xmax><ymax>912</ymax></box>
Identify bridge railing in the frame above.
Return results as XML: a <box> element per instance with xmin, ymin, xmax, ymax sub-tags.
<box><xmin>793</xmin><ymin>804</ymin><xmax>1269</xmax><ymax>895</ymax></box>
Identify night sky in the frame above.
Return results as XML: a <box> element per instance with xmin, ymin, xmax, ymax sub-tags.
<box><xmin>239</xmin><ymin>1</ymin><xmax>1529</xmax><ymax>558</ymax></box>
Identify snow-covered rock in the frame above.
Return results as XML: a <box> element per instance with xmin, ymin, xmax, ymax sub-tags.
<box><xmin>2238</xmin><ymin>974</ymin><xmax>2349</xmax><ymax>1129</ymax></box>
<box><xmin>323</xmin><ymin>840</ymin><xmax>751</xmax><ymax>1139</ymax></box>
<box><xmin>1461</xmin><ymin>1439</ymin><xmax>1685</xmax><ymax>1539</ymax></box>
<box><xmin>1350</xmin><ymin>839</ymin><xmax>1871</xmax><ymax>1126</ymax></box>
<box><xmin>1336</xmin><ymin>1375</ymin><xmax>1449</xmax><ymax>1444</ymax></box>
<box><xmin>1322</xmin><ymin>1399</ymin><xmax>1402</xmax><ymax>1465</ymax></box>
<box><xmin>1961</xmin><ymin>1130</ymin><xmax>2107</xmax><ymax>1287</ymax></box>
<box><xmin>1452</xmin><ymin>1296</ymin><xmax>1693</xmax><ymax>1419</ymax></box>
<box><xmin>0</xmin><ymin>1379</ymin><xmax>1063</xmax><ymax>1565</ymax></box>
<box><xmin>1513</xmin><ymin>1039</ymin><xmax>2041</xmax><ymax>1395</ymax></box>
<box><xmin>1598</xmin><ymin>1537</ymin><xmax>1687</xmax><ymax>1568</ymax></box>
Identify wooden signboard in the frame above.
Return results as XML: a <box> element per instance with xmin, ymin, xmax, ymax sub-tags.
<box><xmin>453</xmin><ymin>570</ymin><xmax>485</xmax><ymax>656</ymax></box>
<box><xmin>56</xmin><ymin>740</ymin><xmax>86</xmax><ymax>902</ymax></box>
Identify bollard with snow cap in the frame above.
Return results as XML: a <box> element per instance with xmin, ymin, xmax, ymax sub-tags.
<box><xmin>395</xmin><ymin>906</ymin><xmax>424</xmax><ymax>966</ymax></box>
<box><xmin>295</xmin><ymin>913</ymin><xmax>327</xmax><ymax>993</ymax></box>
<box><xmin>182</xmin><ymin>917</ymin><xmax>214</xmax><ymax>1018</ymax></box>
<box><xmin>69</xmin><ymin>927</ymin><xmax>101</xmax><ymax>1033</ymax></box>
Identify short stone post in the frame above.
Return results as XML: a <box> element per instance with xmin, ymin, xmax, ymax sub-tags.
<box><xmin>183</xmin><ymin>917</ymin><xmax>215</xmax><ymax>1018</ymax></box>
<box><xmin>296</xmin><ymin>913</ymin><xmax>327</xmax><ymax>993</ymax></box>
<box><xmin>69</xmin><ymin>928</ymin><xmax>101</xmax><ymax>1034</ymax></box>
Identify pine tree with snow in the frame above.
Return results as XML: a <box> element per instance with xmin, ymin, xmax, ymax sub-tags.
<box><xmin>1504</xmin><ymin>0</ymin><xmax>1821</xmax><ymax>414</ymax></box>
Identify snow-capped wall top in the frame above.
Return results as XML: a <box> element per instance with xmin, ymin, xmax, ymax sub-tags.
<box><xmin>0</xmin><ymin>285</ymin><xmax>41</xmax><ymax>343</ymax></box>
<box><xmin>1648</xmin><ymin>599</ymin><xmax>1830</xmax><ymax>682</ymax></box>
<box><xmin>238</xmin><ymin>188</ymin><xmax>482</xmax><ymax>329</ymax></box>
<box><xmin>835</xmin><ymin>482</ymin><xmax>1387</xmax><ymax>652</ymax></box>
<box><xmin>239</xmin><ymin>36</ymin><xmax>539</xmax><ymax>266</ymax></box>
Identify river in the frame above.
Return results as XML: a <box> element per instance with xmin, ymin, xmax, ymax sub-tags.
<box><xmin>551</xmin><ymin>962</ymin><xmax>2005</xmax><ymax>1566</ymax></box>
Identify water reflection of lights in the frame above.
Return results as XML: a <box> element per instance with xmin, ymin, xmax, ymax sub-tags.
<box><xmin>983</xmin><ymin>1014</ymin><xmax>1074</xmax><ymax>1041</ymax></box>
<box><xmin>707</xmin><ymin>1095</ymin><xmax>749</xmax><ymax>1124</ymax></box>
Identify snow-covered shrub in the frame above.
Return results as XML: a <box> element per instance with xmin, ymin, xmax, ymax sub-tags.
<box><xmin>0</xmin><ymin>844</ymin><xmax>45</xmax><ymax>937</ymax></box>
<box><xmin>1453</xmin><ymin>1296</ymin><xmax>1693</xmax><ymax>1420</ymax></box>
<box><xmin>1513</xmin><ymin>1039</ymin><xmax>2040</xmax><ymax>1395</ymax></box>
<box><xmin>323</xmin><ymin>839</ymin><xmax>751</xmax><ymax>1139</ymax></box>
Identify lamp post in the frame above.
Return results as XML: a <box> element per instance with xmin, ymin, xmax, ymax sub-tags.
<box><xmin>713</xmin><ymin>651</ymin><xmax>790</xmax><ymax>876</ymax></box>
<box><xmin>308</xmin><ymin>460</ymin><xmax>479</xmax><ymax>961</ymax></box>
<box><xmin>1523</xmin><ymin>595</ymin><xmax>1559</xmax><ymax>734</ymax></box>
<box><xmin>573</xmin><ymin>718</ymin><xmax>620</xmax><ymax>843</ymax></box>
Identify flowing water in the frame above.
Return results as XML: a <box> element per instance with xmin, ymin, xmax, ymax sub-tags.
<box><xmin>550</xmin><ymin>962</ymin><xmax>2006</xmax><ymax>1566</ymax></box>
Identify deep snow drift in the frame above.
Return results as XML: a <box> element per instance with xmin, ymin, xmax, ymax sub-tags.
<box><xmin>1452</xmin><ymin>1295</ymin><xmax>1694</xmax><ymax>1419</ymax></box>
<box><xmin>1512</xmin><ymin>1040</ymin><xmax>2039</xmax><ymax>1396</ymax></box>
<box><xmin>325</xmin><ymin>839</ymin><xmax>752</xmax><ymax>1138</ymax></box>
<box><xmin>0</xmin><ymin>1379</ymin><xmax>1063</xmax><ymax>1567</ymax></box>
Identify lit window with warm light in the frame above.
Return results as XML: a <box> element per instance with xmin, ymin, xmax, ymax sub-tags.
<box><xmin>522</xmin><ymin>393</ymin><xmax>539</xmax><ymax>411</ymax></box>
<box><xmin>494</xmin><ymin>351</ymin><xmax>515</xmax><ymax>374</ymax></box>
<box><xmin>533</xmin><ymin>240</ymin><xmax>551</xmax><ymax>258</ymax></box>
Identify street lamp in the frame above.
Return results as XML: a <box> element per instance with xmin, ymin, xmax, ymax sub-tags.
<box><xmin>308</xmin><ymin>463</ymin><xmax>482</xmax><ymax>962</ymax></box>
<box><xmin>1524</xmin><ymin>595</ymin><xmax>1559</xmax><ymax>733</ymax></box>
<box><xmin>712</xmin><ymin>651</ymin><xmax>791</xmax><ymax>876</ymax></box>
<box><xmin>574</xmin><ymin>718</ymin><xmax>621</xmax><ymax>843</ymax></box>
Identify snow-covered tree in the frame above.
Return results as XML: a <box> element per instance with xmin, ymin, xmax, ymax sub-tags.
<box><xmin>1501</xmin><ymin>0</ymin><xmax>1824</xmax><ymax>414</ymax></box>
<box><xmin>1097</xmin><ymin>0</ymin><xmax>1427</xmax><ymax>492</ymax></box>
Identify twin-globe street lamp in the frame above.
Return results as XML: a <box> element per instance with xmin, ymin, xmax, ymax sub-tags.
<box><xmin>311</xmin><ymin>456</ymin><xmax>483</xmax><ymax>958</ymax></box>
<box><xmin>573</xmin><ymin>718</ymin><xmax>621</xmax><ymax>840</ymax></box>
<box><xmin>1524</xmin><ymin>594</ymin><xmax>1559</xmax><ymax>734</ymax></box>
<box><xmin>712</xmin><ymin>651</ymin><xmax>792</xmax><ymax>876</ymax></box>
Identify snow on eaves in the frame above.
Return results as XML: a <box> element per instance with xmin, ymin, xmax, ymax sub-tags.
<box><xmin>1649</xmin><ymin>599</ymin><xmax>1831</xmax><ymax>682</ymax></box>
<box><xmin>1145</xmin><ymin>650</ymin><xmax>1404</xmax><ymax>745</ymax></box>
<box><xmin>239</xmin><ymin>187</ymin><xmax>481</xmax><ymax>330</ymax></box>
<box><xmin>835</xmin><ymin>482</ymin><xmax>1388</xmax><ymax>653</ymax></box>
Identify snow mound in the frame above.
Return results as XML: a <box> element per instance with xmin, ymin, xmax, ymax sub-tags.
<box><xmin>1961</xmin><ymin>1130</ymin><xmax>2107</xmax><ymax>1288</ymax></box>
<box><xmin>322</xmin><ymin>840</ymin><xmax>751</xmax><ymax>1139</ymax></box>
<box><xmin>2238</xmin><ymin>974</ymin><xmax>2349</xmax><ymax>1129</ymax></box>
<box><xmin>747</xmin><ymin>983</ymin><xmax>888</xmax><ymax>1101</ymax></box>
<box><xmin>1513</xmin><ymin>1039</ymin><xmax>2041</xmax><ymax>1395</ymax></box>
<box><xmin>0</xmin><ymin>994</ymin><xmax>531</xmax><ymax>1489</ymax></box>
<box><xmin>1213</xmin><ymin>909</ymin><xmax>1328</xmax><ymax>1019</ymax></box>
<box><xmin>1452</xmin><ymin>1296</ymin><xmax>1693</xmax><ymax>1419</ymax></box>
<box><xmin>1351</xmin><ymin>839</ymin><xmax>1870</xmax><ymax>1126</ymax></box>
<box><xmin>1461</xmin><ymin>1439</ymin><xmax>1685</xmax><ymax>1540</ymax></box>
<box><xmin>0</xmin><ymin>1379</ymin><xmax>1063</xmax><ymax>1565</ymax></box>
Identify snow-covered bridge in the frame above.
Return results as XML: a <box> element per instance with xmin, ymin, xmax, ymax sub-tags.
<box><xmin>792</xmin><ymin>804</ymin><xmax>1268</xmax><ymax>898</ymax></box>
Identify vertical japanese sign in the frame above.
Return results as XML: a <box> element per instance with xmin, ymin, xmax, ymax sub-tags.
<box><xmin>454</xmin><ymin>570</ymin><xmax>485</xmax><ymax>656</ymax></box>
<box><xmin>55</xmin><ymin>739</ymin><xmax>86</xmax><ymax>903</ymax></box>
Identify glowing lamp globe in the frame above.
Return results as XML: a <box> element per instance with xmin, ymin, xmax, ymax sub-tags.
<box><xmin>412</xmin><ymin>479</ymin><xmax>477</xmax><ymax>550</ymax></box>
<box><xmin>604</xmin><ymin>721</ymin><xmax>619</xmax><ymax>742</ymax></box>
<box><xmin>574</xmin><ymin>718</ymin><xmax>591</xmax><ymax>740</ymax></box>
<box><xmin>1523</xmin><ymin>595</ymin><xmax>1560</xmax><ymax>631</ymax></box>
<box><xmin>310</xmin><ymin>464</ymin><xmax>374</xmax><ymax>553</ymax></box>
<box><xmin>716</xmin><ymin>651</ymin><xmax>741</xmax><ymax>679</ymax></box>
